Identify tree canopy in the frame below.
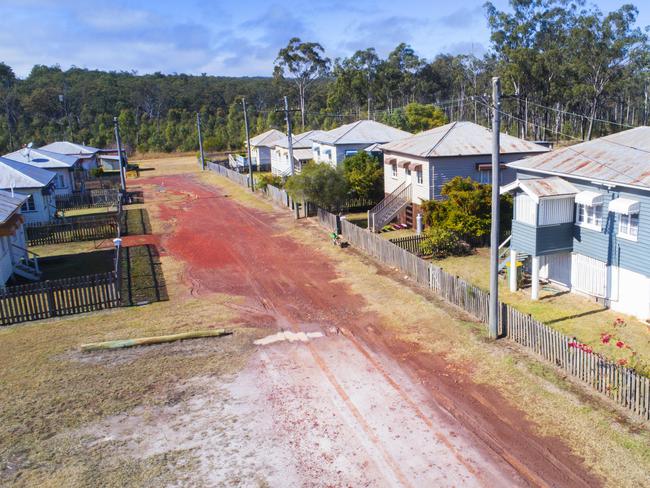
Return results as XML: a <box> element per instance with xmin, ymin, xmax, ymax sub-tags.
<box><xmin>0</xmin><ymin>0</ymin><xmax>648</xmax><ymax>154</ymax></box>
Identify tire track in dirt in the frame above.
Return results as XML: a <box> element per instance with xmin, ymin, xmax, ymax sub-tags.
<box><xmin>141</xmin><ymin>173</ymin><xmax>601</xmax><ymax>487</ymax></box>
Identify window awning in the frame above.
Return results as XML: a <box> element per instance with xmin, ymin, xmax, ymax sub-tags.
<box><xmin>476</xmin><ymin>163</ymin><xmax>508</xmax><ymax>171</ymax></box>
<box><xmin>575</xmin><ymin>190</ymin><xmax>604</xmax><ymax>206</ymax></box>
<box><xmin>386</xmin><ymin>158</ymin><xmax>397</xmax><ymax>165</ymax></box>
<box><xmin>398</xmin><ymin>160</ymin><xmax>411</xmax><ymax>168</ymax></box>
<box><xmin>411</xmin><ymin>164</ymin><xmax>422</xmax><ymax>171</ymax></box>
<box><xmin>608</xmin><ymin>197</ymin><xmax>640</xmax><ymax>215</ymax></box>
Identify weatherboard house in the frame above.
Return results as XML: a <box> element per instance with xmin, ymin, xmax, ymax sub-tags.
<box><xmin>247</xmin><ymin>129</ymin><xmax>285</xmax><ymax>168</ymax></box>
<box><xmin>0</xmin><ymin>190</ymin><xmax>39</xmax><ymax>285</ymax></box>
<box><xmin>271</xmin><ymin>130</ymin><xmax>327</xmax><ymax>176</ymax></box>
<box><xmin>0</xmin><ymin>157</ymin><xmax>56</xmax><ymax>225</ymax></box>
<box><xmin>312</xmin><ymin>120</ymin><xmax>411</xmax><ymax>168</ymax></box>
<box><xmin>367</xmin><ymin>121</ymin><xmax>550</xmax><ymax>231</ymax></box>
<box><xmin>501</xmin><ymin>126</ymin><xmax>650</xmax><ymax>321</ymax></box>
<box><xmin>39</xmin><ymin>141</ymin><xmax>103</xmax><ymax>172</ymax></box>
<box><xmin>3</xmin><ymin>147</ymin><xmax>84</xmax><ymax>196</ymax></box>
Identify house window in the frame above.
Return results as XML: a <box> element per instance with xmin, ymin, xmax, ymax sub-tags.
<box><xmin>618</xmin><ymin>213</ymin><xmax>639</xmax><ymax>240</ymax></box>
<box><xmin>324</xmin><ymin>149</ymin><xmax>332</xmax><ymax>161</ymax></box>
<box><xmin>576</xmin><ymin>203</ymin><xmax>603</xmax><ymax>230</ymax></box>
<box><xmin>405</xmin><ymin>168</ymin><xmax>411</xmax><ymax>176</ymax></box>
<box><xmin>391</xmin><ymin>163</ymin><xmax>397</xmax><ymax>178</ymax></box>
<box><xmin>53</xmin><ymin>174</ymin><xmax>67</xmax><ymax>189</ymax></box>
<box><xmin>21</xmin><ymin>195</ymin><xmax>36</xmax><ymax>213</ymax></box>
<box><xmin>416</xmin><ymin>168</ymin><xmax>423</xmax><ymax>184</ymax></box>
<box><xmin>344</xmin><ymin>150</ymin><xmax>358</xmax><ymax>157</ymax></box>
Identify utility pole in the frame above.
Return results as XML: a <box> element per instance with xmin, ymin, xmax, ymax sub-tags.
<box><xmin>242</xmin><ymin>98</ymin><xmax>254</xmax><ymax>192</ymax></box>
<box><xmin>196</xmin><ymin>112</ymin><xmax>205</xmax><ymax>171</ymax></box>
<box><xmin>489</xmin><ymin>77</ymin><xmax>501</xmax><ymax>339</ymax></box>
<box><xmin>113</xmin><ymin>116</ymin><xmax>127</xmax><ymax>194</ymax></box>
<box><xmin>284</xmin><ymin>96</ymin><xmax>295</xmax><ymax>176</ymax></box>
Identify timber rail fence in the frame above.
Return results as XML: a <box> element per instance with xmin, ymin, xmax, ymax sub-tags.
<box><xmin>55</xmin><ymin>189</ymin><xmax>121</xmax><ymax>211</ymax></box>
<box><xmin>26</xmin><ymin>217</ymin><xmax>118</xmax><ymax>246</ymax></box>
<box><xmin>207</xmin><ymin>162</ymin><xmax>252</xmax><ymax>188</ymax></box>
<box><xmin>0</xmin><ymin>272</ymin><xmax>120</xmax><ymax>326</ymax></box>
<box><xmin>203</xmin><ymin>158</ymin><xmax>650</xmax><ymax>420</ymax></box>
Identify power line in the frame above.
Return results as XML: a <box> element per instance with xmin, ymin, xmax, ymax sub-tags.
<box><xmin>509</xmin><ymin>97</ymin><xmax>636</xmax><ymax>129</ymax></box>
<box><xmin>474</xmin><ymin>98</ymin><xmax>582</xmax><ymax>141</ymax></box>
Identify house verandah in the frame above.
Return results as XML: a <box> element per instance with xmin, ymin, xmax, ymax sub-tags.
<box><xmin>501</xmin><ymin>176</ymin><xmax>650</xmax><ymax>321</ymax></box>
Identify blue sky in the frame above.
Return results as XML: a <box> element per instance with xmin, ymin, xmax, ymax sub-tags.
<box><xmin>1</xmin><ymin>0</ymin><xmax>648</xmax><ymax>78</ymax></box>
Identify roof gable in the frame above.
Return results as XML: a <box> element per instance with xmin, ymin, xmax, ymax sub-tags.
<box><xmin>276</xmin><ymin>130</ymin><xmax>328</xmax><ymax>149</ymax></box>
<box><xmin>381</xmin><ymin>121</ymin><xmax>551</xmax><ymax>158</ymax></box>
<box><xmin>501</xmin><ymin>177</ymin><xmax>578</xmax><ymax>203</ymax></box>
<box><xmin>249</xmin><ymin>129</ymin><xmax>285</xmax><ymax>148</ymax></box>
<box><xmin>3</xmin><ymin>148</ymin><xmax>79</xmax><ymax>168</ymax></box>
<box><xmin>0</xmin><ymin>156</ymin><xmax>55</xmax><ymax>189</ymax></box>
<box><xmin>507</xmin><ymin>126</ymin><xmax>650</xmax><ymax>190</ymax></box>
<box><xmin>40</xmin><ymin>141</ymin><xmax>100</xmax><ymax>155</ymax></box>
<box><xmin>313</xmin><ymin>120</ymin><xmax>412</xmax><ymax>145</ymax></box>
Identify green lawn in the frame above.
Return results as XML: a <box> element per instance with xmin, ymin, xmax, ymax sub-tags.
<box><xmin>435</xmin><ymin>248</ymin><xmax>650</xmax><ymax>370</ymax></box>
<box><xmin>120</xmin><ymin>245</ymin><xmax>168</xmax><ymax>306</ymax></box>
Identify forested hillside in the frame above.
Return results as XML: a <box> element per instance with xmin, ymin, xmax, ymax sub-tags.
<box><xmin>0</xmin><ymin>0</ymin><xmax>648</xmax><ymax>154</ymax></box>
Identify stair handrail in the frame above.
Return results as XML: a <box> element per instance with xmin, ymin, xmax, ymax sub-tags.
<box><xmin>498</xmin><ymin>235</ymin><xmax>512</xmax><ymax>249</ymax></box>
<box><xmin>12</xmin><ymin>244</ymin><xmax>40</xmax><ymax>273</ymax></box>
<box><xmin>369</xmin><ymin>180</ymin><xmax>410</xmax><ymax>216</ymax></box>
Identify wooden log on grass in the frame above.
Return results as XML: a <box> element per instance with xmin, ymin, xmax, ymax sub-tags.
<box><xmin>81</xmin><ymin>329</ymin><xmax>232</xmax><ymax>352</ymax></box>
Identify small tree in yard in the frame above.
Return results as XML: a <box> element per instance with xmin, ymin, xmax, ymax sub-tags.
<box><xmin>421</xmin><ymin>177</ymin><xmax>512</xmax><ymax>246</ymax></box>
<box><xmin>420</xmin><ymin>227</ymin><xmax>471</xmax><ymax>259</ymax></box>
<box><xmin>285</xmin><ymin>163</ymin><xmax>349</xmax><ymax>212</ymax></box>
<box><xmin>342</xmin><ymin>152</ymin><xmax>383</xmax><ymax>201</ymax></box>
<box><xmin>256</xmin><ymin>173</ymin><xmax>283</xmax><ymax>191</ymax></box>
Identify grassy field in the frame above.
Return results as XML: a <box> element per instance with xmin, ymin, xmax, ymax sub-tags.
<box><xmin>435</xmin><ymin>248</ymin><xmax>650</xmax><ymax>369</ymax></box>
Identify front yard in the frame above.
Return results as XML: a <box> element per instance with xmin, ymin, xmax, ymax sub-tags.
<box><xmin>435</xmin><ymin>248</ymin><xmax>650</xmax><ymax>369</ymax></box>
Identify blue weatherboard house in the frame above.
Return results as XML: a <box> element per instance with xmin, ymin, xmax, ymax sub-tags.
<box><xmin>501</xmin><ymin>127</ymin><xmax>650</xmax><ymax>321</ymax></box>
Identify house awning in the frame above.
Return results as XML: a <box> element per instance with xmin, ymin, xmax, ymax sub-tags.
<box><xmin>398</xmin><ymin>160</ymin><xmax>411</xmax><ymax>168</ymax></box>
<box><xmin>411</xmin><ymin>164</ymin><xmax>422</xmax><ymax>171</ymax></box>
<box><xmin>575</xmin><ymin>190</ymin><xmax>604</xmax><ymax>206</ymax></box>
<box><xmin>608</xmin><ymin>197</ymin><xmax>640</xmax><ymax>215</ymax></box>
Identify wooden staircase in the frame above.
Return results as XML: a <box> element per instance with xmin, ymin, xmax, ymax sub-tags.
<box><xmin>367</xmin><ymin>181</ymin><xmax>412</xmax><ymax>232</ymax></box>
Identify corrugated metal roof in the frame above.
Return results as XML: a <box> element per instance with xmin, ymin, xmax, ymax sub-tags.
<box><xmin>276</xmin><ymin>130</ymin><xmax>327</xmax><ymax>149</ymax></box>
<box><xmin>249</xmin><ymin>129</ymin><xmax>285</xmax><ymax>148</ymax></box>
<box><xmin>501</xmin><ymin>176</ymin><xmax>578</xmax><ymax>202</ymax></box>
<box><xmin>3</xmin><ymin>148</ymin><xmax>79</xmax><ymax>168</ymax></box>
<box><xmin>40</xmin><ymin>141</ymin><xmax>100</xmax><ymax>155</ymax></box>
<box><xmin>293</xmin><ymin>148</ymin><xmax>313</xmax><ymax>160</ymax></box>
<box><xmin>313</xmin><ymin>120</ymin><xmax>412</xmax><ymax>145</ymax></box>
<box><xmin>0</xmin><ymin>189</ymin><xmax>27</xmax><ymax>224</ymax></box>
<box><xmin>0</xmin><ymin>157</ymin><xmax>55</xmax><ymax>189</ymax></box>
<box><xmin>508</xmin><ymin>126</ymin><xmax>650</xmax><ymax>189</ymax></box>
<box><xmin>381</xmin><ymin>121</ymin><xmax>550</xmax><ymax>158</ymax></box>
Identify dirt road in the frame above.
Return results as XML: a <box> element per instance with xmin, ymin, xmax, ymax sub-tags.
<box><xmin>136</xmin><ymin>172</ymin><xmax>600</xmax><ymax>487</ymax></box>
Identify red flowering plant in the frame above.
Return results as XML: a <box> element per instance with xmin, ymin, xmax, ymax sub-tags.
<box><xmin>598</xmin><ymin>318</ymin><xmax>650</xmax><ymax>377</ymax></box>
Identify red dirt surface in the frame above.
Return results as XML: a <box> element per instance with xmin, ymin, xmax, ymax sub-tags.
<box><xmin>139</xmin><ymin>173</ymin><xmax>601</xmax><ymax>487</ymax></box>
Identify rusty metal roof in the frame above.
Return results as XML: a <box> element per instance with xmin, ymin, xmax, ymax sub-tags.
<box><xmin>501</xmin><ymin>177</ymin><xmax>578</xmax><ymax>202</ymax></box>
<box><xmin>380</xmin><ymin>121</ymin><xmax>550</xmax><ymax>158</ymax></box>
<box><xmin>508</xmin><ymin>126</ymin><xmax>650</xmax><ymax>189</ymax></box>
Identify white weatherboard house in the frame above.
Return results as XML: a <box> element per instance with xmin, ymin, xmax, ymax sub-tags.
<box><xmin>368</xmin><ymin>121</ymin><xmax>550</xmax><ymax>231</ymax></box>
<box><xmin>0</xmin><ymin>157</ymin><xmax>56</xmax><ymax>225</ymax></box>
<box><xmin>312</xmin><ymin>120</ymin><xmax>412</xmax><ymax>168</ymax></box>
<box><xmin>501</xmin><ymin>126</ymin><xmax>650</xmax><ymax>321</ymax></box>
<box><xmin>3</xmin><ymin>147</ymin><xmax>83</xmax><ymax>196</ymax></box>
<box><xmin>39</xmin><ymin>141</ymin><xmax>102</xmax><ymax>172</ymax></box>
<box><xmin>271</xmin><ymin>130</ymin><xmax>327</xmax><ymax>176</ymax></box>
<box><xmin>247</xmin><ymin>129</ymin><xmax>285</xmax><ymax>168</ymax></box>
<box><xmin>0</xmin><ymin>190</ymin><xmax>40</xmax><ymax>284</ymax></box>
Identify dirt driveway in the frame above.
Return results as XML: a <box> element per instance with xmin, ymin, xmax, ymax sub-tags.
<box><xmin>110</xmin><ymin>170</ymin><xmax>602</xmax><ymax>488</ymax></box>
